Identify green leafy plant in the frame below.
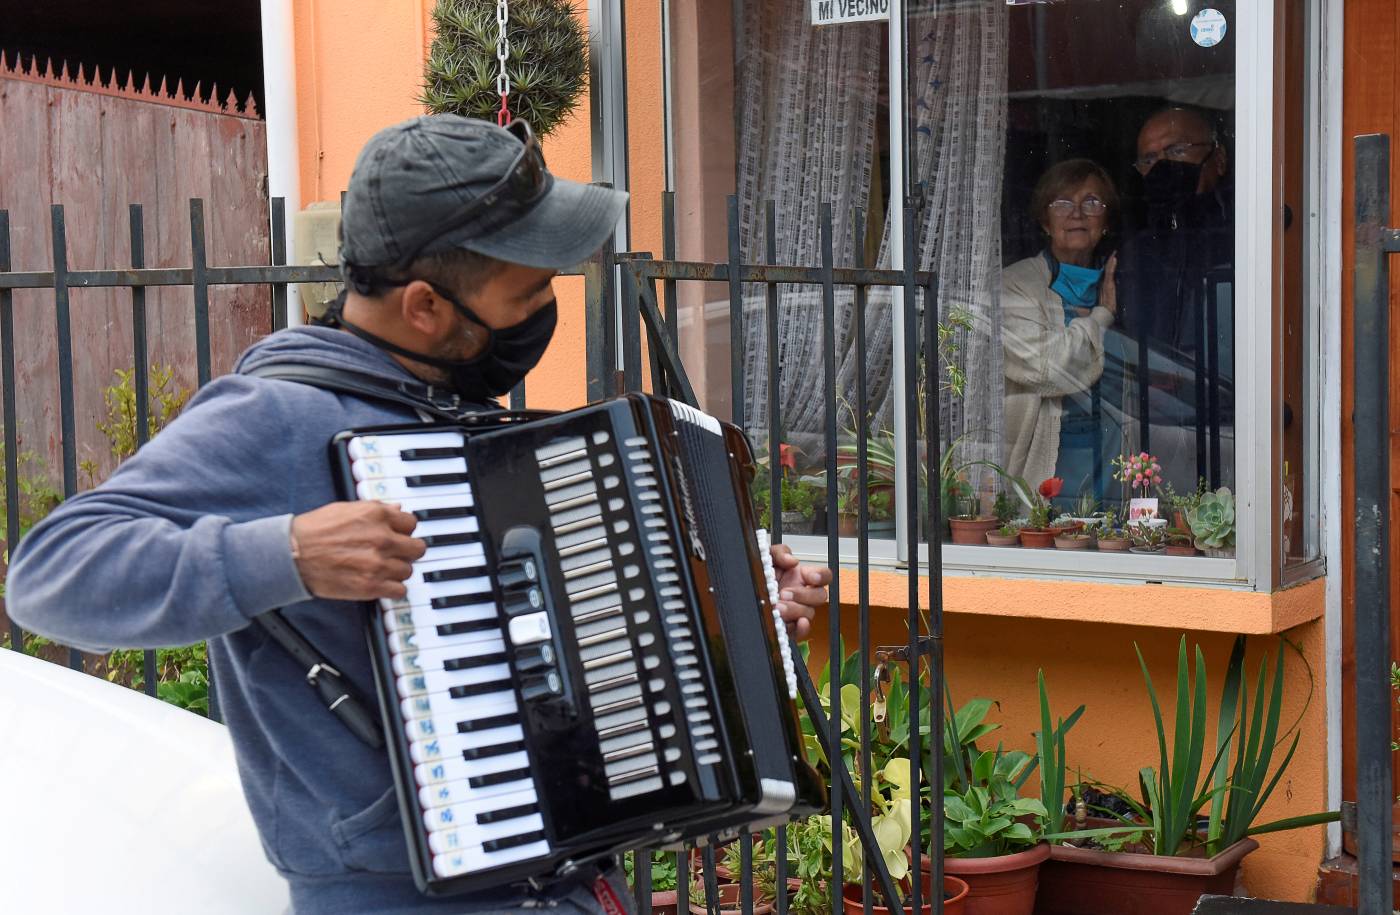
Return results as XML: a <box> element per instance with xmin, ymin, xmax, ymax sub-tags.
<box><xmin>421</xmin><ymin>0</ymin><xmax>588</xmax><ymax>138</ymax></box>
<box><xmin>992</xmin><ymin>491</ymin><xmax>1017</xmax><ymax>525</ymax></box>
<box><xmin>753</xmin><ymin>474</ymin><xmax>821</xmax><ymax>528</ymax></box>
<box><xmin>943</xmin><ymin>749</ymin><xmax>1047</xmax><ymax>858</ymax></box>
<box><xmin>622</xmin><ymin>849</ymin><xmax>679</xmax><ymax>893</ymax></box>
<box><xmin>1187</xmin><ymin>487</ymin><xmax>1236</xmax><ymax>552</ymax></box>
<box><xmin>0</xmin><ymin>444</ymin><xmax>62</xmax><ymax>546</ymax></box>
<box><xmin>101</xmin><ymin>644</ymin><xmax>211</xmax><ymax>716</ymax></box>
<box><xmin>96</xmin><ymin>365</ymin><xmax>192</xmax><ymax>463</ymax></box>
<box><xmin>1102</xmin><ymin>637</ymin><xmax>1338</xmax><ymax>857</ymax></box>
<box><xmin>1129</xmin><ymin>523</ymin><xmax>1168</xmax><ymax>551</ymax></box>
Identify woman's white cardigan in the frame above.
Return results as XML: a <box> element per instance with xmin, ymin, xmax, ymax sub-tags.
<box><xmin>1000</xmin><ymin>254</ymin><xmax>1114</xmax><ymax>489</ymax></box>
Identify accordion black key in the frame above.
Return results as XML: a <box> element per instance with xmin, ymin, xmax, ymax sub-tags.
<box><xmin>331</xmin><ymin>393</ymin><xmax>826</xmax><ymax>896</ymax></box>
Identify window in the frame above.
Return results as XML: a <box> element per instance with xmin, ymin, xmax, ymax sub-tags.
<box><xmin>663</xmin><ymin>1</ymin><xmax>1323</xmax><ymax>589</ymax></box>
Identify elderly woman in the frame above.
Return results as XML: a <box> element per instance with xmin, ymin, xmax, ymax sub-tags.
<box><xmin>1002</xmin><ymin>159</ymin><xmax>1120</xmax><ymax>501</ymax></box>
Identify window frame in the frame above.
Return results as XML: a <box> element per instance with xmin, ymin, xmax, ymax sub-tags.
<box><xmin>651</xmin><ymin>0</ymin><xmax>1331</xmax><ymax>593</ymax></box>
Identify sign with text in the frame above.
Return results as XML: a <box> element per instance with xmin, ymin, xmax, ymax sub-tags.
<box><xmin>811</xmin><ymin>0</ymin><xmax>889</xmax><ymax>25</ymax></box>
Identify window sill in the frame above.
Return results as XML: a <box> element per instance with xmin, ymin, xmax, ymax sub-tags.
<box><xmin>781</xmin><ymin>535</ymin><xmax>1326</xmax><ymax>634</ymax></box>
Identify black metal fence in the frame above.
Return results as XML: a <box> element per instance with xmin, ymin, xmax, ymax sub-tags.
<box><xmin>595</xmin><ymin>192</ymin><xmax>949</xmax><ymax>914</ymax></box>
<box><xmin>1349</xmin><ymin>133</ymin><xmax>1397</xmax><ymax>915</ymax></box>
<box><xmin>0</xmin><ymin>189</ymin><xmax>949</xmax><ymax>913</ymax></box>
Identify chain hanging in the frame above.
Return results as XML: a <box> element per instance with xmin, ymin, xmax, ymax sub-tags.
<box><xmin>495</xmin><ymin>0</ymin><xmax>511</xmax><ymax>126</ymax></box>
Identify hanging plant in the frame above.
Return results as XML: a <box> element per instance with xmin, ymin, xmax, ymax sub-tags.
<box><xmin>421</xmin><ymin>0</ymin><xmax>588</xmax><ymax>138</ymax></box>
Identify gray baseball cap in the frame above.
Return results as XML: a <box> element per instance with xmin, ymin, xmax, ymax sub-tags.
<box><xmin>339</xmin><ymin>114</ymin><xmax>628</xmax><ymax>272</ymax></box>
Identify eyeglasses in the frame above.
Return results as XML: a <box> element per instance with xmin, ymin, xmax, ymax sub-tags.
<box><xmin>1047</xmin><ymin>196</ymin><xmax>1107</xmax><ymax>217</ymax></box>
<box><xmin>400</xmin><ymin>119</ymin><xmax>550</xmax><ymax>263</ymax></box>
<box><xmin>1133</xmin><ymin>141</ymin><xmax>1215</xmax><ymax>174</ymax></box>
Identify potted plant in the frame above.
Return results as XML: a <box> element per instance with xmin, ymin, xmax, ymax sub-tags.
<box><xmin>1066</xmin><ymin>490</ymin><xmax>1102</xmax><ymax>529</ymax></box>
<box><xmin>868</xmin><ymin>488</ymin><xmax>896</xmax><ymax>538</ymax></box>
<box><xmin>986</xmin><ymin>522</ymin><xmax>1021</xmax><ymax>547</ymax></box>
<box><xmin>1187</xmin><ymin>487</ymin><xmax>1236</xmax><ymax>558</ymax></box>
<box><xmin>949</xmin><ymin>491</ymin><xmax>1001</xmax><ymax>546</ymax></box>
<box><xmin>1112</xmin><ymin>451</ymin><xmax>1168</xmax><ymax>526</ymax></box>
<box><xmin>1035</xmin><ymin>637</ymin><xmax>1340</xmax><ymax>915</ymax></box>
<box><xmin>1016</xmin><ymin>477</ymin><xmax>1062</xmax><ymax>548</ymax></box>
<box><xmin>1128</xmin><ymin>523</ymin><xmax>1168</xmax><ymax>554</ymax></box>
<box><xmin>1095</xmin><ymin>510</ymin><xmax>1130</xmax><ymax>552</ymax></box>
<box><xmin>1164</xmin><ymin>528</ymin><xmax>1197</xmax><ymax>557</ymax></box>
<box><xmin>1054</xmin><ymin>527</ymin><xmax>1094</xmax><ymax>551</ymax></box>
<box><xmin>1161</xmin><ymin>478</ymin><xmax>1208</xmax><ymax>531</ymax></box>
<box><xmin>753</xmin><ymin>444</ymin><xmax>822</xmax><ymax>536</ymax></box>
<box><xmin>625</xmin><ymin>849</ymin><xmax>681</xmax><ymax>915</ymax></box>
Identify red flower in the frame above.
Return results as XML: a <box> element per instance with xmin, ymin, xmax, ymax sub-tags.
<box><xmin>1038</xmin><ymin>477</ymin><xmax>1063</xmax><ymax>499</ymax></box>
<box><xmin>778</xmin><ymin>443</ymin><xmax>797</xmax><ymax>471</ymax></box>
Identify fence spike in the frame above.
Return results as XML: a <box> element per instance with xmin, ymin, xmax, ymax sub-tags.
<box><xmin>139</xmin><ymin>73</ymin><xmax>152</xmax><ymax>97</ymax></box>
<box><xmin>191</xmin><ymin>80</ymin><xmax>202</xmax><ymax>104</ymax></box>
<box><xmin>0</xmin><ymin>49</ymin><xmax>9</xmax><ymax>73</ymax></box>
<box><xmin>155</xmin><ymin>75</ymin><xmax>167</xmax><ymax>98</ymax></box>
<box><xmin>208</xmin><ymin>82</ymin><xmax>219</xmax><ymax>108</ymax></box>
<box><xmin>174</xmin><ymin>78</ymin><xmax>185</xmax><ymax>101</ymax></box>
<box><xmin>223</xmin><ymin>88</ymin><xmax>238</xmax><ymax>112</ymax></box>
<box><xmin>243</xmin><ymin>92</ymin><xmax>259</xmax><ymax>118</ymax></box>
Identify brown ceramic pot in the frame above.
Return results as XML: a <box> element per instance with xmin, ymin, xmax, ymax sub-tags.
<box><xmin>1033</xmin><ymin>824</ymin><xmax>1258</xmax><ymax>915</ymax></box>
<box><xmin>1053</xmin><ymin>534</ymin><xmax>1093</xmax><ymax>551</ymax></box>
<box><xmin>840</xmin><ymin>874</ymin><xmax>970</xmax><ymax>915</ymax></box>
<box><xmin>1165</xmin><ymin>543</ymin><xmax>1198</xmax><ymax>557</ymax></box>
<box><xmin>1097</xmin><ymin>536</ymin><xmax>1131</xmax><ymax>552</ymax></box>
<box><xmin>950</xmin><ymin>517</ymin><xmax>1001</xmax><ymax>545</ymax></box>
<box><xmin>651</xmin><ymin>890</ymin><xmax>679</xmax><ymax>915</ymax></box>
<box><xmin>986</xmin><ymin>530</ymin><xmax>1021</xmax><ymax>547</ymax></box>
<box><xmin>1018</xmin><ymin>528</ymin><xmax>1056</xmax><ymax>549</ymax></box>
<box><xmin>688</xmin><ymin>883</ymin><xmax>773</xmax><ymax>915</ymax></box>
<box><xmin>939</xmin><ymin>843</ymin><xmax>1049</xmax><ymax>915</ymax></box>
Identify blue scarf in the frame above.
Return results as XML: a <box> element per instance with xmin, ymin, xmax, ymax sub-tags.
<box><xmin>1043</xmin><ymin>250</ymin><xmax>1103</xmax><ymax>322</ymax></box>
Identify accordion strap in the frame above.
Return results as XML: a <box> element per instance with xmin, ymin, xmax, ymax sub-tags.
<box><xmin>254</xmin><ymin>610</ymin><xmax>385</xmax><ymax>750</ymax></box>
<box><xmin>244</xmin><ymin>362</ymin><xmax>498</xmax><ymax>423</ymax></box>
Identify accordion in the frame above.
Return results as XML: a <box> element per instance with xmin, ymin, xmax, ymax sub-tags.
<box><xmin>331</xmin><ymin>393</ymin><xmax>826</xmax><ymax>896</ymax></box>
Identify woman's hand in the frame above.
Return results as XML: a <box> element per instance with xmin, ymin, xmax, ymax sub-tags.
<box><xmin>1098</xmin><ymin>252</ymin><xmax>1119</xmax><ymax>316</ymax></box>
<box><xmin>769</xmin><ymin>543</ymin><xmax>831</xmax><ymax>642</ymax></box>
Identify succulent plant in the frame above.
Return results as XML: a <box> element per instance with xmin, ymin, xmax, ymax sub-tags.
<box><xmin>1187</xmin><ymin>486</ymin><xmax>1236</xmax><ymax>551</ymax></box>
<box><xmin>421</xmin><ymin>0</ymin><xmax>588</xmax><ymax>138</ymax></box>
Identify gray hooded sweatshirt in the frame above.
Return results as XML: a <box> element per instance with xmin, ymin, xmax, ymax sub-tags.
<box><xmin>6</xmin><ymin>327</ymin><xmax>629</xmax><ymax>914</ymax></box>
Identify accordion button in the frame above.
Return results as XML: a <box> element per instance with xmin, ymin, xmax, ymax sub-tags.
<box><xmin>498</xmin><ymin>558</ymin><xmax>540</xmax><ymax>589</ymax></box>
<box><xmin>503</xmin><ymin>586</ymin><xmax>544</xmax><ymax>616</ymax></box>
<box><xmin>515</xmin><ymin>644</ymin><xmax>556</xmax><ymax>673</ymax></box>
<box><xmin>508</xmin><ymin>611</ymin><xmax>552</xmax><ymax>646</ymax></box>
<box><xmin>520</xmin><ymin>671</ymin><xmax>563</xmax><ymax>702</ymax></box>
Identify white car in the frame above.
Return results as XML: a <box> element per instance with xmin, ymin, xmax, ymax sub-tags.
<box><xmin>0</xmin><ymin>648</ymin><xmax>289</xmax><ymax>913</ymax></box>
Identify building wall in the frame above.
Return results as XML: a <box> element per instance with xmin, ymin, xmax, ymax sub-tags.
<box><xmin>288</xmin><ymin>1</ymin><xmax>1333</xmax><ymax>902</ymax></box>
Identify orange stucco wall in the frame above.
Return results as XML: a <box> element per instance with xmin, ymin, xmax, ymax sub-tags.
<box><xmin>289</xmin><ymin>1</ymin><xmax>1332</xmax><ymax>903</ymax></box>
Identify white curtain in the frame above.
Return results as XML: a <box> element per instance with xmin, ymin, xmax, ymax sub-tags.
<box><xmin>734</xmin><ymin>1</ymin><xmax>1008</xmax><ymax>474</ymax></box>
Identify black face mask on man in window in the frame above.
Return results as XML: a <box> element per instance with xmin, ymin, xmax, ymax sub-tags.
<box><xmin>334</xmin><ymin>283</ymin><xmax>558</xmax><ymax>403</ymax></box>
<box><xmin>1141</xmin><ymin>159</ymin><xmax>1206</xmax><ymax>230</ymax></box>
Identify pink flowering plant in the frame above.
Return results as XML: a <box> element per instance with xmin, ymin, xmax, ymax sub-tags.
<box><xmin>1112</xmin><ymin>451</ymin><xmax>1163</xmax><ymax>493</ymax></box>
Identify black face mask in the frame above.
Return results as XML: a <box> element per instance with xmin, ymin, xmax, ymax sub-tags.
<box><xmin>1141</xmin><ymin>159</ymin><xmax>1204</xmax><ymax>228</ymax></box>
<box><xmin>335</xmin><ymin>284</ymin><xmax>557</xmax><ymax>403</ymax></box>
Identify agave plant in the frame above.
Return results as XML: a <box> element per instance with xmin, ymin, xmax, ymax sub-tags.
<box><xmin>1187</xmin><ymin>486</ymin><xmax>1236</xmax><ymax>551</ymax></box>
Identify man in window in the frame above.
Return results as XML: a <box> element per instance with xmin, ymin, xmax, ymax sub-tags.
<box><xmin>1108</xmin><ymin>105</ymin><xmax>1233</xmax><ymax>497</ymax></box>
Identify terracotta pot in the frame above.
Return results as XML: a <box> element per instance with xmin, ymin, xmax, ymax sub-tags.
<box><xmin>1165</xmin><ymin>543</ymin><xmax>1198</xmax><ymax>557</ymax></box>
<box><xmin>1018</xmin><ymin>528</ymin><xmax>1056</xmax><ymax>549</ymax></box>
<box><xmin>1171</xmin><ymin>509</ymin><xmax>1189</xmax><ymax>530</ymax></box>
<box><xmin>986</xmin><ymin>530</ymin><xmax>1021</xmax><ymax>547</ymax></box>
<box><xmin>688</xmin><ymin>882</ymin><xmax>773</xmax><ymax>915</ymax></box>
<box><xmin>1053</xmin><ymin>534</ymin><xmax>1093</xmax><ymax>551</ymax></box>
<box><xmin>1034</xmin><ymin>834</ymin><xmax>1258</xmax><ymax>915</ymax></box>
<box><xmin>950</xmin><ymin>517</ymin><xmax>1000</xmax><ymax>545</ymax></box>
<box><xmin>840</xmin><ymin>874</ymin><xmax>970</xmax><ymax>915</ymax></box>
<box><xmin>651</xmin><ymin>890</ymin><xmax>680</xmax><ymax>915</ymax></box>
<box><xmin>839</xmin><ymin>515</ymin><xmax>859</xmax><ymax>537</ymax></box>
<box><xmin>1097</xmin><ymin>537</ymin><xmax>1131</xmax><ymax>552</ymax></box>
<box><xmin>939</xmin><ymin>843</ymin><xmax>1049</xmax><ymax>915</ymax></box>
<box><xmin>1048</xmin><ymin>521</ymin><xmax>1083</xmax><ymax>535</ymax></box>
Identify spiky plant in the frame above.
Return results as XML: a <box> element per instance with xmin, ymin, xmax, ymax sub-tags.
<box><xmin>421</xmin><ymin>0</ymin><xmax>587</xmax><ymax>138</ymax></box>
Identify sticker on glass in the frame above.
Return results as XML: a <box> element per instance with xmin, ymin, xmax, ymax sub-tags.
<box><xmin>1190</xmin><ymin>9</ymin><xmax>1227</xmax><ymax>48</ymax></box>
